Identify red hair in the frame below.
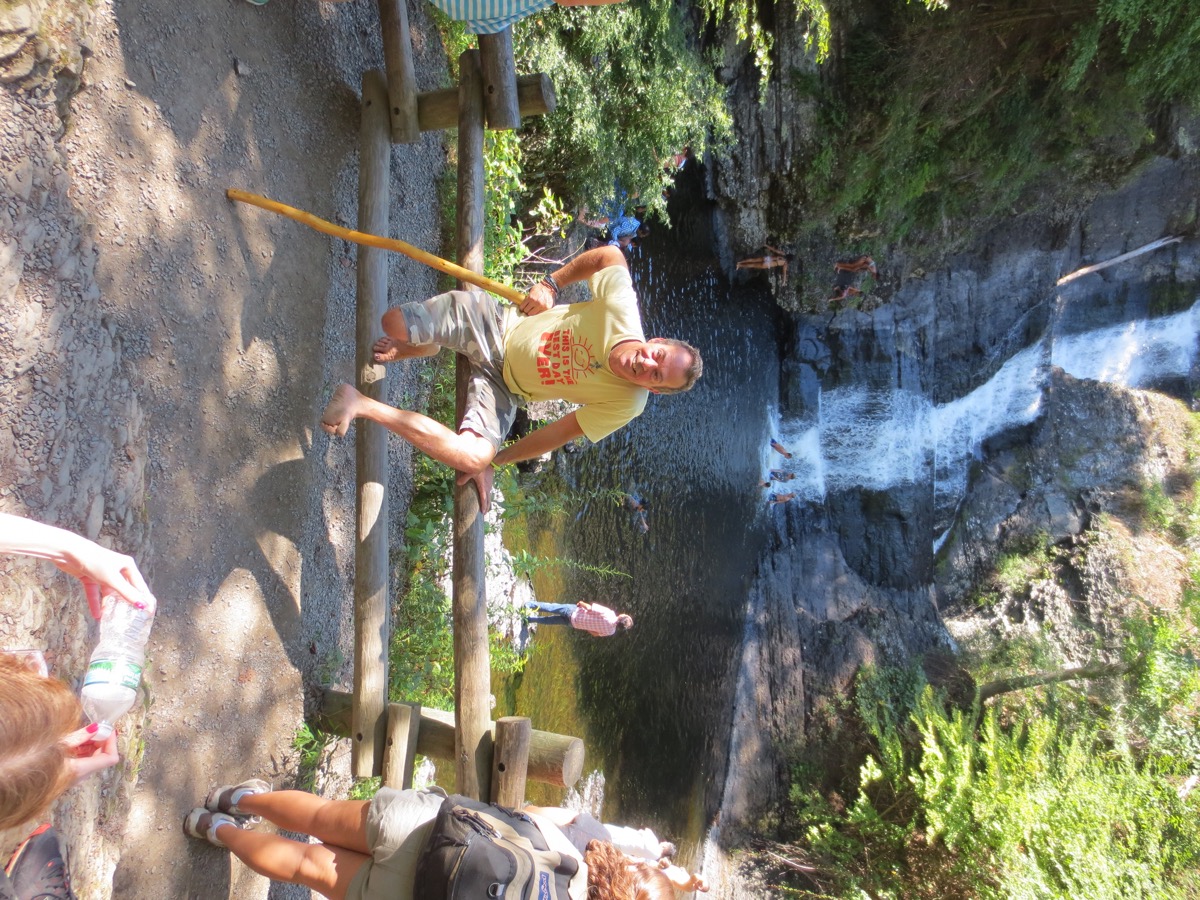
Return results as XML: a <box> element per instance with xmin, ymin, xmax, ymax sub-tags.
<box><xmin>0</xmin><ymin>654</ymin><xmax>82</xmax><ymax>829</ymax></box>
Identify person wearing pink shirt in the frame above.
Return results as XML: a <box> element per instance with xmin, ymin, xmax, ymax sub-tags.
<box><xmin>523</xmin><ymin>600</ymin><xmax>632</xmax><ymax>637</ymax></box>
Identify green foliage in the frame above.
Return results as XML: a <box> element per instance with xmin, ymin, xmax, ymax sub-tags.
<box><xmin>969</xmin><ymin>533</ymin><xmax>1056</xmax><ymax>609</ymax></box>
<box><xmin>513</xmin><ymin>0</ymin><xmax>731</xmax><ymax>211</ymax></box>
<box><xmin>993</xmin><ymin>540</ymin><xmax>1054</xmax><ymax>595</ymax></box>
<box><xmin>1064</xmin><ymin>0</ymin><xmax>1200</xmax><ymax>105</ymax></box>
<box><xmin>391</xmin><ymin>358</ymin><xmax>458</xmax><ymax>708</ymax></box>
<box><xmin>493</xmin><ymin>466</ymin><xmax>625</xmax><ymax>522</ymax></box>
<box><xmin>796</xmin><ymin>678</ymin><xmax>1200</xmax><ymax>897</ymax></box>
<box><xmin>391</xmin><ymin>562</ymin><xmax>456</xmax><ymax>708</ymax></box>
<box><xmin>694</xmin><ymin>0</ymin><xmax>829</xmax><ymax>90</ymax></box>
<box><xmin>509</xmin><ymin>548</ymin><xmax>630</xmax><ymax>581</ymax></box>
<box><xmin>781</xmin><ymin>591</ymin><xmax>1200</xmax><ymax>899</ymax></box>
<box><xmin>1139</xmin><ymin>480</ymin><xmax>1176</xmax><ymax>533</ymax></box>
<box><xmin>483</xmin><ymin>132</ymin><xmax>572</xmax><ymax>285</ymax></box>
<box><xmin>797</xmin><ymin>0</ymin><xmax>1200</xmax><ymax>245</ymax></box>
<box><xmin>292</xmin><ymin>722</ymin><xmax>336</xmax><ymax>792</ymax></box>
<box><xmin>348</xmin><ymin>776</ymin><xmax>381</xmax><ymax>801</ymax></box>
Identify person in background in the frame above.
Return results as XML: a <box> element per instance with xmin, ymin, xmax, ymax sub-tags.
<box><xmin>829</xmin><ymin>255</ymin><xmax>877</xmax><ymax>305</ymax></box>
<box><xmin>602</xmin><ymin>821</ymin><xmax>675</xmax><ymax>862</ymax></box>
<box><xmin>524</xmin><ymin>600</ymin><xmax>633</xmax><ymax>637</ymax></box>
<box><xmin>736</xmin><ymin>244</ymin><xmax>793</xmax><ymax>285</ymax></box>
<box><xmin>528</xmin><ymin>807</ymin><xmax>708</xmax><ymax>893</ymax></box>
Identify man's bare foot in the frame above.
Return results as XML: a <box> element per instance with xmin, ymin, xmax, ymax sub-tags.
<box><xmin>321</xmin><ymin>383</ymin><xmax>361</xmax><ymax>436</ymax></box>
<box><xmin>373</xmin><ymin>336</ymin><xmax>404</xmax><ymax>363</ymax></box>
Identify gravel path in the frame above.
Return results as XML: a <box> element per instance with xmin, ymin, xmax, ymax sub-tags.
<box><xmin>1</xmin><ymin>0</ymin><xmax>449</xmax><ymax>895</ymax></box>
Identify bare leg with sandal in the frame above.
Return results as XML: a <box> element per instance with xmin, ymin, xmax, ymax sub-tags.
<box><xmin>185</xmin><ymin>792</ymin><xmax>370</xmax><ymax>899</ymax></box>
<box><xmin>184</xmin><ymin>782</ymin><xmax>444</xmax><ymax>899</ymax></box>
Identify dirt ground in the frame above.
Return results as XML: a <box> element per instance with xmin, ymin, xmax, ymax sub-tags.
<box><xmin>0</xmin><ymin>0</ymin><xmax>451</xmax><ymax>895</ymax></box>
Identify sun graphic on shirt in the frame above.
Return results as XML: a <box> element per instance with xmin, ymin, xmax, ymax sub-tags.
<box><xmin>536</xmin><ymin>329</ymin><xmax>598</xmax><ymax>386</ymax></box>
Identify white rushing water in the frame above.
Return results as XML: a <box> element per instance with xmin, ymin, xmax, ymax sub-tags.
<box><xmin>764</xmin><ymin>299</ymin><xmax>1200</xmax><ymax>515</ymax></box>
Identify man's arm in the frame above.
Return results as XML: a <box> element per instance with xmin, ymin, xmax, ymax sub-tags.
<box><xmin>493</xmin><ymin>412</ymin><xmax>585</xmax><ymax>466</ymax></box>
<box><xmin>519</xmin><ymin>246</ymin><xmax>628</xmax><ymax>316</ymax></box>
<box><xmin>457</xmin><ymin>413</ymin><xmax>586</xmax><ymax>512</ymax></box>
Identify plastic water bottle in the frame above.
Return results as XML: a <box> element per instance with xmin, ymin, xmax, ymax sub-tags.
<box><xmin>80</xmin><ymin>596</ymin><xmax>154</xmax><ymax>739</ymax></box>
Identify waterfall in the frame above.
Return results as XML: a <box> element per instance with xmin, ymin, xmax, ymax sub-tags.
<box><xmin>765</xmin><ymin>300</ymin><xmax>1200</xmax><ymax>518</ymax></box>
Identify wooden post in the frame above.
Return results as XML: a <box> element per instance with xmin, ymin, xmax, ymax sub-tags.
<box><xmin>491</xmin><ymin>717</ymin><xmax>532</xmax><ymax>807</ymax></box>
<box><xmin>478</xmin><ymin>31</ymin><xmax>521</xmax><ymax>130</ymax></box>
<box><xmin>316</xmin><ymin>691</ymin><xmax>587</xmax><ymax>788</ymax></box>
<box><xmin>376</xmin><ymin>0</ymin><xmax>420</xmax><ymax>143</ymax></box>
<box><xmin>417</xmin><ymin>74</ymin><xmax>556</xmax><ymax>133</ymax></box>
<box><xmin>453</xmin><ymin>48</ymin><xmax>493</xmax><ymax>801</ymax></box>
<box><xmin>383</xmin><ymin>702</ymin><xmax>422</xmax><ymax>789</ymax></box>
<box><xmin>351</xmin><ymin>69</ymin><xmax>392</xmax><ymax>778</ymax></box>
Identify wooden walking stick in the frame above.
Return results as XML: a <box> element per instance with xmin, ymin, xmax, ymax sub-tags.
<box><xmin>226</xmin><ymin>188</ymin><xmax>527</xmax><ymax>305</ymax></box>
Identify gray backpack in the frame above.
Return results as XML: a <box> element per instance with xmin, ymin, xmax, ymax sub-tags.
<box><xmin>414</xmin><ymin>795</ymin><xmax>583</xmax><ymax>899</ymax></box>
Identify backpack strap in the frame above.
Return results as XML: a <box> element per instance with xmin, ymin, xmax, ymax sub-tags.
<box><xmin>518</xmin><ymin>809</ymin><xmax>591</xmax><ymax>900</ymax></box>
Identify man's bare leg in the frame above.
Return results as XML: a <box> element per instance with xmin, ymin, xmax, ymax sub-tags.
<box><xmin>370</xmin><ymin>307</ymin><xmax>440</xmax><ymax>363</ymax></box>
<box><xmin>320</xmin><ymin>384</ymin><xmax>494</xmax><ymax>474</ymax></box>
<box><xmin>215</xmin><ymin>823</ymin><xmax>367</xmax><ymax>900</ymax></box>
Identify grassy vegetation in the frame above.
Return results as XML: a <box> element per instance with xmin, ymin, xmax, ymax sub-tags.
<box><xmin>771</xmin><ymin>600</ymin><xmax>1200</xmax><ymax>898</ymax></box>
<box><xmin>776</xmin><ymin>0</ymin><xmax>1200</xmax><ymax>256</ymax></box>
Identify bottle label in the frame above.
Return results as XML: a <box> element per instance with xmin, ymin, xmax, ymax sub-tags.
<box><xmin>84</xmin><ymin>659</ymin><xmax>142</xmax><ymax>691</ymax></box>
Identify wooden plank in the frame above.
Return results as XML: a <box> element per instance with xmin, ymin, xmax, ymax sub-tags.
<box><xmin>376</xmin><ymin>0</ymin><xmax>421</xmax><ymax>143</ymax></box>
<box><xmin>416</xmin><ymin>74</ymin><xmax>555</xmax><ymax>132</ymax></box>
<box><xmin>352</xmin><ymin>68</ymin><xmax>392</xmax><ymax>779</ymax></box>
<box><xmin>491</xmin><ymin>717</ymin><xmax>532</xmax><ymax>807</ymax></box>
<box><xmin>382</xmin><ymin>702</ymin><xmax>422</xmax><ymax>789</ymax></box>
<box><xmin>453</xmin><ymin>48</ymin><xmax>492</xmax><ymax>801</ymax></box>
<box><xmin>316</xmin><ymin>691</ymin><xmax>587</xmax><ymax>788</ymax></box>
<box><xmin>478</xmin><ymin>30</ymin><xmax>521</xmax><ymax>130</ymax></box>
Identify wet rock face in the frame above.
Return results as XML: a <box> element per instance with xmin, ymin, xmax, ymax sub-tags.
<box><xmin>936</xmin><ymin>369</ymin><xmax>1196</xmax><ymax>605</ymax></box>
<box><xmin>827</xmin><ymin>484</ymin><xmax>934</xmax><ymax>589</ymax></box>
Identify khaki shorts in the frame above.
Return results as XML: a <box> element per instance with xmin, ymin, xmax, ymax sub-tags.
<box><xmin>343</xmin><ymin>788</ymin><xmax>445</xmax><ymax>900</ymax></box>
<box><xmin>401</xmin><ymin>290</ymin><xmax>522</xmax><ymax>451</ymax></box>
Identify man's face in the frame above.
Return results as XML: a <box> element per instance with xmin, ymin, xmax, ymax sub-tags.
<box><xmin>610</xmin><ymin>338</ymin><xmax>691</xmax><ymax>393</ymax></box>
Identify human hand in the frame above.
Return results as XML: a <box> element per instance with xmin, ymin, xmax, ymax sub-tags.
<box><xmin>517</xmin><ymin>283</ymin><xmax>555</xmax><ymax>317</ymax></box>
<box><xmin>0</xmin><ymin>514</ymin><xmax>155</xmax><ymax>618</ymax></box>
<box><xmin>61</xmin><ymin>725</ymin><xmax>120</xmax><ymax>786</ymax></box>
<box><xmin>55</xmin><ymin>541</ymin><xmax>155</xmax><ymax>619</ymax></box>
<box><xmin>659</xmin><ymin>861</ymin><xmax>708</xmax><ymax>892</ymax></box>
<box><xmin>456</xmin><ymin>465</ymin><xmax>495</xmax><ymax>514</ymax></box>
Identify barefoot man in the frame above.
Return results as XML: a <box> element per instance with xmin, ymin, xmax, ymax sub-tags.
<box><xmin>321</xmin><ymin>245</ymin><xmax>702</xmax><ymax>508</ymax></box>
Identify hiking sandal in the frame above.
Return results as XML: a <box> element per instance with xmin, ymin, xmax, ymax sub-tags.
<box><xmin>205</xmin><ymin>778</ymin><xmax>272</xmax><ymax>821</ymax></box>
<box><xmin>183</xmin><ymin>809</ymin><xmax>241</xmax><ymax>848</ymax></box>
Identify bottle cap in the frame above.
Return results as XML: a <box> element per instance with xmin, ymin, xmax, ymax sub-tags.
<box><xmin>90</xmin><ymin>722</ymin><xmax>114</xmax><ymax>740</ymax></box>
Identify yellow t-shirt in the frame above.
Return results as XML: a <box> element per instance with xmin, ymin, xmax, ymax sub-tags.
<box><xmin>502</xmin><ymin>265</ymin><xmax>648</xmax><ymax>442</ymax></box>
